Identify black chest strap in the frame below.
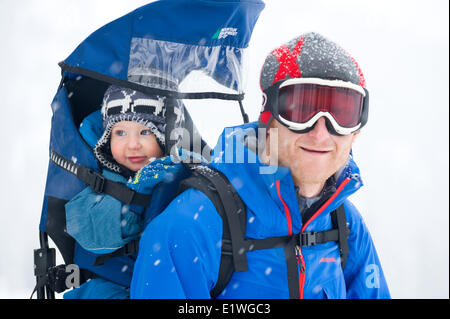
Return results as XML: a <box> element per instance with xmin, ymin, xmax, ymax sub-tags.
<box><xmin>243</xmin><ymin>228</ymin><xmax>340</xmax><ymax>252</ymax></box>
<box><xmin>244</xmin><ymin>205</ymin><xmax>349</xmax><ymax>269</ymax></box>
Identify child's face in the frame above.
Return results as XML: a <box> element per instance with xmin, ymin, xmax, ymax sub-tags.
<box><xmin>110</xmin><ymin>121</ymin><xmax>163</xmax><ymax>172</ymax></box>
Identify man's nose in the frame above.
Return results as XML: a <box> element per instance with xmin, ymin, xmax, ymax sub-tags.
<box><xmin>307</xmin><ymin>117</ymin><xmax>330</xmax><ymax>141</ymax></box>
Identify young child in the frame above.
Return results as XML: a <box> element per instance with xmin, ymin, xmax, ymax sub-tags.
<box><xmin>63</xmin><ymin>85</ymin><xmax>186</xmax><ymax>299</ymax></box>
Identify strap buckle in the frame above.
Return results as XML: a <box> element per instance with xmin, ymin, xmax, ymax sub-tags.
<box><xmin>124</xmin><ymin>240</ymin><xmax>139</xmax><ymax>256</ymax></box>
<box><xmin>86</xmin><ymin>169</ymin><xmax>105</xmax><ymax>193</ymax></box>
<box><xmin>299</xmin><ymin>232</ymin><xmax>317</xmax><ymax>246</ymax></box>
<box><xmin>47</xmin><ymin>265</ymin><xmax>71</xmax><ymax>293</ymax></box>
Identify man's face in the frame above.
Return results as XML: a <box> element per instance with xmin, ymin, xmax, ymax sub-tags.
<box><xmin>266</xmin><ymin>117</ymin><xmax>358</xmax><ymax>186</ymax></box>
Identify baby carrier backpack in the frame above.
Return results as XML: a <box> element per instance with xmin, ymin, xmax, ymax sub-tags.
<box><xmin>32</xmin><ymin>0</ymin><xmax>265</xmax><ymax>299</ymax></box>
<box><xmin>178</xmin><ymin>164</ymin><xmax>350</xmax><ymax>299</ymax></box>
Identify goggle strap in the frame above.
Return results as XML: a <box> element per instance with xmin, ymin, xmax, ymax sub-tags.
<box><xmin>359</xmin><ymin>87</ymin><xmax>369</xmax><ymax>129</ymax></box>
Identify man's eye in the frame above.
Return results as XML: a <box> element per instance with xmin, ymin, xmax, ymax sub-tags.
<box><xmin>141</xmin><ymin>129</ymin><xmax>152</xmax><ymax>136</ymax></box>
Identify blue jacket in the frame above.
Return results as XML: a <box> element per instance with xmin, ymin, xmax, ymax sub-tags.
<box><xmin>130</xmin><ymin>122</ymin><xmax>390</xmax><ymax>299</ymax></box>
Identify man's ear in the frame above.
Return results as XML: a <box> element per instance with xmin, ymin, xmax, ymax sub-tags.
<box><xmin>260</xmin><ymin>121</ymin><xmax>276</xmax><ymax>165</ymax></box>
<box><xmin>266</xmin><ymin>119</ymin><xmax>276</xmax><ymax>137</ymax></box>
<box><xmin>352</xmin><ymin>130</ymin><xmax>361</xmax><ymax>143</ymax></box>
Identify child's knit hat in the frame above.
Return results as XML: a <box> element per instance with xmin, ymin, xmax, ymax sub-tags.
<box><xmin>94</xmin><ymin>85</ymin><xmax>167</xmax><ymax>174</ymax></box>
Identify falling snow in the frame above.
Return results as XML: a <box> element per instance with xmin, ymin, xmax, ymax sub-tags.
<box><xmin>152</xmin><ymin>242</ymin><xmax>161</xmax><ymax>252</ymax></box>
<box><xmin>51</xmin><ymin>101</ymin><xmax>60</xmax><ymax>112</ymax></box>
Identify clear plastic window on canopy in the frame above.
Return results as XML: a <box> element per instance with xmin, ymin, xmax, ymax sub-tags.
<box><xmin>128</xmin><ymin>37</ymin><xmax>247</xmax><ymax>94</ymax></box>
<box><xmin>128</xmin><ymin>37</ymin><xmax>249</xmax><ymax>149</ymax></box>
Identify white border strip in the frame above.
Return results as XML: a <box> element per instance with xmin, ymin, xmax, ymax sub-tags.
<box><xmin>278</xmin><ymin>111</ymin><xmax>361</xmax><ymax>135</ymax></box>
<box><xmin>279</xmin><ymin>77</ymin><xmax>365</xmax><ymax>97</ymax></box>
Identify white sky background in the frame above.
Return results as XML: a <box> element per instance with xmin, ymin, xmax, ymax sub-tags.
<box><xmin>0</xmin><ymin>0</ymin><xmax>448</xmax><ymax>299</ymax></box>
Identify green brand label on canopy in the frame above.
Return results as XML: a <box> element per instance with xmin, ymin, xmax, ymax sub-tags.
<box><xmin>212</xmin><ymin>27</ymin><xmax>238</xmax><ymax>40</ymax></box>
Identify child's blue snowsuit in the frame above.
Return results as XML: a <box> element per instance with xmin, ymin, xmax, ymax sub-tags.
<box><xmin>63</xmin><ymin>111</ymin><xmax>187</xmax><ymax>299</ymax></box>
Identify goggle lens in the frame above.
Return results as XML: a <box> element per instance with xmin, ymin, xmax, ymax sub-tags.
<box><xmin>278</xmin><ymin>84</ymin><xmax>363</xmax><ymax>128</ymax></box>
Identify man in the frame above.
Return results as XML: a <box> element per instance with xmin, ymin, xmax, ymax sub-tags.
<box><xmin>130</xmin><ymin>32</ymin><xmax>390</xmax><ymax>299</ymax></box>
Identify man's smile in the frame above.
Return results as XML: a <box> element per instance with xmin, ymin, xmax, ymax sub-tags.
<box><xmin>300</xmin><ymin>146</ymin><xmax>332</xmax><ymax>154</ymax></box>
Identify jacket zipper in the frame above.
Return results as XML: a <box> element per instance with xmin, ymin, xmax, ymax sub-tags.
<box><xmin>295</xmin><ymin>245</ymin><xmax>306</xmax><ymax>299</ymax></box>
<box><xmin>277</xmin><ymin>180</ymin><xmax>306</xmax><ymax>299</ymax></box>
<box><xmin>277</xmin><ymin>177</ymin><xmax>352</xmax><ymax>299</ymax></box>
<box><xmin>298</xmin><ymin>177</ymin><xmax>351</xmax><ymax>298</ymax></box>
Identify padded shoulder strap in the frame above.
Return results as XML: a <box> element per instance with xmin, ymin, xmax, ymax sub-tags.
<box><xmin>330</xmin><ymin>204</ymin><xmax>350</xmax><ymax>270</ymax></box>
<box><xmin>50</xmin><ymin>150</ymin><xmax>152</xmax><ymax>206</ymax></box>
<box><xmin>178</xmin><ymin>165</ymin><xmax>247</xmax><ymax>298</ymax></box>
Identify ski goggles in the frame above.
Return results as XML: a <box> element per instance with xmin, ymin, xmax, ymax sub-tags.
<box><xmin>262</xmin><ymin>78</ymin><xmax>369</xmax><ymax>135</ymax></box>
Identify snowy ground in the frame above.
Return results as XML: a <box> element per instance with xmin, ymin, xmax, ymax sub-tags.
<box><xmin>0</xmin><ymin>0</ymin><xmax>448</xmax><ymax>299</ymax></box>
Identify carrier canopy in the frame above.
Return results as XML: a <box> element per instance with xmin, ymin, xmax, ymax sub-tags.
<box><xmin>59</xmin><ymin>39</ymin><xmax>246</xmax><ymax>101</ymax></box>
<box><xmin>59</xmin><ymin>0</ymin><xmax>265</xmax><ymax>158</ymax></box>
<box><xmin>59</xmin><ymin>37</ymin><xmax>249</xmax><ymax>159</ymax></box>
